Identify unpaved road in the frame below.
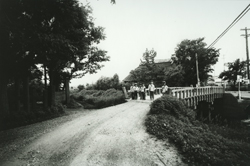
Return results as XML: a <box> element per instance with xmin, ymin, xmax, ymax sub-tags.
<box><xmin>0</xmin><ymin>97</ymin><xmax>185</xmax><ymax>166</ymax></box>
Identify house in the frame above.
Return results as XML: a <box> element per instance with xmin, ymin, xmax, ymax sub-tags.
<box><xmin>123</xmin><ymin>59</ymin><xmax>173</xmax><ymax>85</ymax></box>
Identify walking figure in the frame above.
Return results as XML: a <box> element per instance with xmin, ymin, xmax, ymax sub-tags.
<box><xmin>140</xmin><ymin>83</ymin><xmax>146</xmax><ymax>100</ymax></box>
<box><xmin>130</xmin><ymin>83</ymin><xmax>135</xmax><ymax>99</ymax></box>
<box><xmin>161</xmin><ymin>81</ymin><xmax>168</xmax><ymax>95</ymax></box>
<box><xmin>148</xmin><ymin>81</ymin><xmax>155</xmax><ymax>100</ymax></box>
<box><xmin>134</xmin><ymin>83</ymin><xmax>139</xmax><ymax>100</ymax></box>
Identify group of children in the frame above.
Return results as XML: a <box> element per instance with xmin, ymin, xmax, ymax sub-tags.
<box><xmin>129</xmin><ymin>83</ymin><xmax>146</xmax><ymax>100</ymax></box>
<box><xmin>130</xmin><ymin>81</ymin><xmax>168</xmax><ymax>100</ymax></box>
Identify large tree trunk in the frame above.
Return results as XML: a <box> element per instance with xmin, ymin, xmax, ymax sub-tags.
<box><xmin>31</xmin><ymin>87</ymin><xmax>36</xmax><ymax>111</ymax></box>
<box><xmin>48</xmin><ymin>85</ymin><xmax>55</xmax><ymax>107</ymax></box>
<box><xmin>43</xmin><ymin>65</ymin><xmax>48</xmax><ymax>110</ymax></box>
<box><xmin>0</xmin><ymin>76</ymin><xmax>9</xmax><ymax>130</ymax></box>
<box><xmin>65</xmin><ymin>78</ymin><xmax>70</xmax><ymax>105</ymax></box>
<box><xmin>14</xmin><ymin>77</ymin><xmax>21</xmax><ymax>112</ymax></box>
<box><xmin>23</xmin><ymin>76</ymin><xmax>30</xmax><ymax>112</ymax></box>
<box><xmin>0</xmin><ymin>77</ymin><xmax>9</xmax><ymax>117</ymax></box>
<box><xmin>0</xmin><ymin>3</ymin><xmax>10</xmax><ymax>125</ymax></box>
<box><xmin>48</xmin><ymin>69</ymin><xmax>56</xmax><ymax>106</ymax></box>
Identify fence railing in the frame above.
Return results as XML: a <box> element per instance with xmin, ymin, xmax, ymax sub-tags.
<box><xmin>170</xmin><ymin>86</ymin><xmax>225</xmax><ymax>107</ymax></box>
<box><xmin>129</xmin><ymin>86</ymin><xmax>224</xmax><ymax>104</ymax></box>
<box><xmin>170</xmin><ymin>86</ymin><xmax>224</xmax><ymax>99</ymax></box>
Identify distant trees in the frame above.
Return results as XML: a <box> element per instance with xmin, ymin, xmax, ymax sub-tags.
<box><xmin>77</xmin><ymin>85</ymin><xmax>85</xmax><ymax>91</ymax></box>
<box><xmin>126</xmin><ymin>39</ymin><xmax>220</xmax><ymax>87</ymax></box>
<box><xmin>129</xmin><ymin>66</ymin><xmax>149</xmax><ymax>83</ymax></box>
<box><xmin>129</xmin><ymin>48</ymin><xmax>165</xmax><ymax>84</ymax></box>
<box><xmin>95</xmin><ymin>74</ymin><xmax>120</xmax><ymax>90</ymax></box>
<box><xmin>111</xmin><ymin>74</ymin><xmax>120</xmax><ymax>89</ymax></box>
<box><xmin>170</xmin><ymin>38</ymin><xmax>220</xmax><ymax>86</ymax></box>
<box><xmin>0</xmin><ymin>0</ymin><xmax>109</xmax><ymax>121</ymax></box>
<box><xmin>164</xmin><ymin>65</ymin><xmax>184</xmax><ymax>87</ymax></box>
<box><xmin>219</xmin><ymin>59</ymin><xmax>246</xmax><ymax>90</ymax></box>
<box><xmin>83</xmin><ymin>74</ymin><xmax>120</xmax><ymax>91</ymax></box>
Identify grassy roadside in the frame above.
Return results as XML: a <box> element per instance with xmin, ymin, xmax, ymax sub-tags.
<box><xmin>145</xmin><ymin>95</ymin><xmax>250</xmax><ymax>166</ymax></box>
<box><xmin>70</xmin><ymin>88</ymin><xmax>126</xmax><ymax>109</ymax></box>
<box><xmin>1</xmin><ymin>89</ymin><xmax>126</xmax><ymax>131</ymax></box>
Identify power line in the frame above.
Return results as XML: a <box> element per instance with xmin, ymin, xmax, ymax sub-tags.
<box><xmin>208</xmin><ymin>4</ymin><xmax>250</xmax><ymax>48</ymax></box>
<box><xmin>207</xmin><ymin>4</ymin><xmax>250</xmax><ymax>49</ymax></box>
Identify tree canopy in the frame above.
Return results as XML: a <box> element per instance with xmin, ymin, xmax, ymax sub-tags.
<box><xmin>170</xmin><ymin>38</ymin><xmax>220</xmax><ymax>86</ymax></box>
<box><xmin>129</xmin><ymin>48</ymin><xmax>165</xmax><ymax>85</ymax></box>
<box><xmin>88</xmin><ymin>74</ymin><xmax>120</xmax><ymax>90</ymax></box>
<box><xmin>164</xmin><ymin>65</ymin><xmax>184</xmax><ymax>87</ymax></box>
<box><xmin>0</xmin><ymin>0</ymin><xmax>109</xmax><ymax>116</ymax></box>
<box><xmin>219</xmin><ymin>59</ymin><xmax>246</xmax><ymax>89</ymax></box>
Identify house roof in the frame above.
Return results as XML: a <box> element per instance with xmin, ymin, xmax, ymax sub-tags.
<box><xmin>154</xmin><ymin>59</ymin><xmax>171</xmax><ymax>63</ymax></box>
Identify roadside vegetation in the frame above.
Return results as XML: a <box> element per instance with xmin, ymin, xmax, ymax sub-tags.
<box><xmin>145</xmin><ymin>95</ymin><xmax>250</xmax><ymax>166</ymax></box>
<box><xmin>1</xmin><ymin>74</ymin><xmax>126</xmax><ymax>131</ymax></box>
<box><xmin>70</xmin><ymin>74</ymin><xmax>126</xmax><ymax>109</ymax></box>
<box><xmin>1</xmin><ymin>80</ymin><xmax>66</xmax><ymax>131</ymax></box>
<box><xmin>1</xmin><ymin>102</ymin><xmax>66</xmax><ymax>131</ymax></box>
<box><xmin>0</xmin><ymin>0</ymin><xmax>109</xmax><ymax>129</ymax></box>
<box><xmin>70</xmin><ymin>88</ymin><xmax>126</xmax><ymax>109</ymax></box>
<box><xmin>1</xmin><ymin>88</ymin><xmax>126</xmax><ymax>131</ymax></box>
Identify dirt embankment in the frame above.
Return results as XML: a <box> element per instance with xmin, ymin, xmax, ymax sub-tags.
<box><xmin>0</xmin><ymin>98</ymin><xmax>186</xmax><ymax>166</ymax></box>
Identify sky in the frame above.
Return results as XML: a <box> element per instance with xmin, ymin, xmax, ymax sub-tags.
<box><xmin>70</xmin><ymin>0</ymin><xmax>250</xmax><ymax>87</ymax></box>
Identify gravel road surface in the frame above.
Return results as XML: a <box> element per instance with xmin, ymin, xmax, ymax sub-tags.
<box><xmin>0</xmin><ymin>96</ymin><xmax>185</xmax><ymax>166</ymax></box>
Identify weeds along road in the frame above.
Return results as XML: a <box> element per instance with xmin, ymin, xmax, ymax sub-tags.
<box><xmin>0</xmin><ymin>95</ymin><xmax>185</xmax><ymax>166</ymax></box>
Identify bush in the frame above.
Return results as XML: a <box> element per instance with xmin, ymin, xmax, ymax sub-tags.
<box><xmin>0</xmin><ymin>103</ymin><xmax>66</xmax><ymax>131</ymax></box>
<box><xmin>145</xmin><ymin>95</ymin><xmax>250</xmax><ymax>166</ymax></box>
<box><xmin>71</xmin><ymin>88</ymin><xmax>126</xmax><ymax>109</ymax></box>
<box><xmin>77</xmin><ymin>84</ymin><xmax>85</xmax><ymax>91</ymax></box>
<box><xmin>49</xmin><ymin>103</ymin><xmax>65</xmax><ymax>114</ymax></box>
<box><xmin>66</xmin><ymin>96</ymin><xmax>83</xmax><ymax>109</ymax></box>
<box><xmin>95</xmin><ymin>74</ymin><xmax>121</xmax><ymax>90</ymax></box>
<box><xmin>149</xmin><ymin>95</ymin><xmax>196</xmax><ymax>120</ymax></box>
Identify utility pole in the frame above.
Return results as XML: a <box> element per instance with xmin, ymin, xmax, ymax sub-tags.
<box><xmin>43</xmin><ymin>65</ymin><xmax>48</xmax><ymax>110</ymax></box>
<box><xmin>241</xmin><ymin>27</ymin><xmax>250</xmax><ymax>79</ymax></box>
<box><xmin>223</xmin><ymin>54</ymin><xmax>225</xmax><ymax>71</ymax></box>
<box><xmin>196</xmin><ymin>53</ymin><xmax>200</xmax><ymax>87</ymax></box>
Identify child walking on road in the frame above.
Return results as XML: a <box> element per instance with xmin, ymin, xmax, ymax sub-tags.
<box><xmin>140</xmin><ymin>84</ymin><xmax>146</xmax><ymax>100</ymax></box>
<box><xmin>148</xmin><ymin>81</ymin><xmax>155</xmax><ymax>100</ymax></box>
<box><xmin>161</xmin><ymin>81</ymin><xmax>168</xmax><ymax>95</ymax></box>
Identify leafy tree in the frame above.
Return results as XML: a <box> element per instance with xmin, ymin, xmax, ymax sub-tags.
<box><xmin>24</xmin><ymin>1</ymin><xmax>109</xmax><ymax>105</ymax></box>
<box><xmin>0</xmin><ymin>0</ymin><xmax>109</xmax><ymax>119</ymax></box>
<box><xmin>86</xmin><ymin>83</ymin><xmax>95</xmax><ymax>90</ymax></box>
<box><xmin>219</xmin><ymin>59</ymin><xmax>246</xmax><ymax>90</ymax></box>
<box><xmin>95</xmin><ymin>74</ymin><xmax>120</xmax><ymax>90</ymax></box>
<box><xmin>141</xmin><ymin>48</ymin><xmax>157</xmax><ymax>66</ymax></box>
<box><xmin>111</xmin><ymin>74</ymin><xmax>120</xmax><ymax>89</ymax></box>
<box><xmin>95</xmin><ymin>76</ymin><xmax>111</xmax><ymax>90</ymax></box>
<box><xmin>130</xmin><ymin>65</ymin><xmax>149</xmax><ymax>83</ymax></box>
<box><xmin>0</xmin><ymin>0</ymin><xmax>30</xmax><ymax>115</ymax></box>
<box><xmin>129</xmin><ymin>48</ymin><xmax>165</xmax><ymax>84</ymax></box>
<box><xmin>172</xmin><ymin>38</ymin><xmax>220</xmax><ymax>86</ymax></box>
<box><xmin>164</xmin><ymin>65</ymin><xmax>184</xmax><ymax>87</ymax></box>
<box><xmin>77</xmin><ymin>85</ymin><xmax>85</xmax><ymax>91</ymax></box>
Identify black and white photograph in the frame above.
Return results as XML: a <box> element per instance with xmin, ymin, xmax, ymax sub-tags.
<box><xmin>0</xmin><ymin>0</ymin><xmax>250</xmax><ymax>165</ymax></box>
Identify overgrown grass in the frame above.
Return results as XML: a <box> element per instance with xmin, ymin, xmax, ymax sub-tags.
<box><xmin>1</xmin><ymin>89</ymin><xmax>126</xmax><ymax>130</ymax></box>
<box><xmin>145</xmin><ymin>95</ymin><xmax>250</xmax><ymax>166</ymax></box>
<box><xmin>0</xmin><ymin>103</ymin><xmax>65</xmax><ymax>131</ymax></box>
<box><xmin>71</xmin><ymin>88</ymin><xmax>126</xmax><ymax>109</ymax></box>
